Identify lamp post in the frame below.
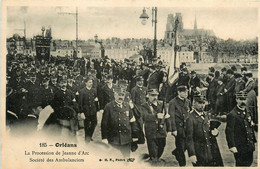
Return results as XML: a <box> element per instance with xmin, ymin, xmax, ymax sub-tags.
<box><xmin>94</xmin><ymin>34</ymin><xmax>105</xmax><ymax>58</ymax></box>
<box><xmin>139</xmin><ymin>7</ymin><xmax>157</xmax><ymax>59</ymax></box>
<box><xmin>58</xmin><ymin>7</ymin><xmax>78</xmax><ymax>58</ymax></box>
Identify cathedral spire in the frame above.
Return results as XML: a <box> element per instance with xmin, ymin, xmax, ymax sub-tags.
<box><xmin>194</xmin><ymin>15</ymin><xmax>197</xmax><ymax>30</ymax></box>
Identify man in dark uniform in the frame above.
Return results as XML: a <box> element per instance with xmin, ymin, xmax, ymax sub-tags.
<box><xmin>224</xmin><ymin>69</ymin><xmax>236</xmax><ymax>112</ymax></box>
<box><xmin>79</xmin><ymin>76</ymin><xmax>98</xmax><ymax>142</ymax></box>
<box><xmin>101</xmin><ymin>86</ymin><xmax>136</xmax><ymax>157</ymax></box>
<box><xmin>186</xmin><ymin>94</ymin><xmax>223</xmax><ymax>166</ymax></box>
<box><xmin>140</xmin><ymin>89</ymin><xmax>171</xmax><ymax>163</ymax></box>
<box><xmin>118</xmin><ymin>80</ymin><xmax>131</xmax><ymax>102</ymax></box>
<box><xmin>97</xmin><ymin>72</ymin><xmax>107</xmax><ymax>111</ymax></box>
<box><xmin>131</xmin><ymin>76</ymin><xmax>147</xmax><ymax>108</ymax></box>
<box><xmin>220</xmin><ymin>67</ymin><xmax>228</xmax><ymax>85</ymax></box>
<box><xmin>22</xmin><ymin>72</ymin><xmax>42</xmax><ymax>118</ymax></box>
<box><xmin>147</xmin><ymin>66</ymin><xmax>164</xmax><ymax>90</ymax></box>
<box><xmin>168</xmin><ymin>85</ymin><xmax>191</xmax><ymax>166</ymax></box>
<box><xmin>234</xmin><ymin>73</ymin><xmax>245</xmax><ymax>93</ymax></box>
<box><xmin>87</xmin><ymin>69</ymin><xmax>99</xmax><ymax>93</ymax></box>
<box><xmin>47</xmin><ymin>79</ymin><xmax>79</xmax><ymax>137</ymax></box>
<box><xmin>39</xmin><ymin>78</ymin><xmax>55</xmax><ymax>109</ymax></box>
<box><xmin>99</xmin><ymin>74</ymin><xmax>114</xmax><ymax>110</ymax></box>
<box><xmin>177</xmin><ymin>68</ymin><xmax>190</xmax><ymax>88</ymax></box>
<box><xmin>225</xmin><ymin>91</ymin><xmax>257</xmax><ymax>166</ymax></box>
<box><xmin>50</xmin><ymin>76</ymin><xmax>59</xmax><ymax>93</ymax></box>
<box><xmin>189</xmin><ymin>70</ymin><xmax>201</xmax><ymax>104</ymax></box>
<box><xmin>207</xmin><ymin>73</ymin><xmax>218</xmax><ymax>116</ymax></box>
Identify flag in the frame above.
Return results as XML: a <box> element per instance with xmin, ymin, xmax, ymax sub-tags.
<box><xmin>37</xmin><ymin>105</ymin><xmax>54</xmax><ymax>131</ymax></box>
<box><xmin>168</xmin><ymin>30</ymin><xmax>180</xmax><ymax>86</ymax></box>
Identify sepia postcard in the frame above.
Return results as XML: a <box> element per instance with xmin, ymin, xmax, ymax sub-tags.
<box><xmin>1</xmin><ymin>0</ymin><xmax>259</xmax><ymax>168</ymax></box>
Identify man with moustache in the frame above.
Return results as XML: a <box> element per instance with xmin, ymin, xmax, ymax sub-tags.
<box><xmin>46</xmin><ymin>79</ymin><xmax>79</xmax><ymax>136</ymax></box>
<box><xmin>225</xmin><ymin>91</ymin><xmax>257</xmax><ymax>166</ymax></box>
<box><xmin>101</xmin><ymin>86</ymin><xmax>136</xmax><ymax>157</ymax></box>
<box><xmin>168</xmin><ymin>85</ymin><xmax>191</xmax><ymax>166</ymax></box>
<box><xmin>186</xmin><ymin>94</ymin><xmax>223</xmax><ymax>166</ymax></box>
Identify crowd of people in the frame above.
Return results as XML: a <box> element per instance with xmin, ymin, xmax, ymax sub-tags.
<box><xmin>6</xmin><ymin>55</ymin><xmax>258</xmax><ymax>166</ymax></box>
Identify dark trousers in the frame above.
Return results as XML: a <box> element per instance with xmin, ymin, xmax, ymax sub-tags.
<box><xmin>173</xmin><ymin>136</ymin><xmax>186</xmax><ymax>166</ymax></box>
<box><xmin>234</xmin><ymin>151</ymin><xmax>254</xmax><ymax>166</ymax></box>
<box><xmin>84</xmin><ymin>115</ymin><xmax>97</xmax><ymax>142</ymax></box>
<box><xmin>110</xmin><ymin>143</ymin><xmax>131</xmax><ymax>158</ymax></box>
<box><xmin>146</xmin><ymin>137</ymin><xmax>166</xmax><ymax>161</ymax></box>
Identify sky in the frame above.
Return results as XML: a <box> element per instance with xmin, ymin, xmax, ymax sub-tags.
<box><xmin>6</xmin><ymin>6</ymin><xmax>258</xmax><ymax>41</ymax></box>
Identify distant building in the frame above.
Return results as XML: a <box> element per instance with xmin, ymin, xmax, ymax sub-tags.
<box><xmin>178</xmin><ymin>51</ymin><xmax>195</xmax><ymax>63</ymax></box>
<box><xmin>105</xmin><ymin>46</ymin><xmax>138</xmax><ymax>61</ymax></box>
<box><xmin>164</xmin><ymin>13</ymin><xmax>215</xmax><ymax>44</ymax></box>
<box><xmin>79</xmin><ymin>42</ymin><xmax>101</xmax><ymax>59</ymax></box>
<box><xmin>157</xmin><ymin>47</ymin><xmax>174</xmax><ymax>64</ymax></box>
<box><xmin>200</xmin><ymin>52</ymin><xmax>214</xmax><ymax>63</ymax></box>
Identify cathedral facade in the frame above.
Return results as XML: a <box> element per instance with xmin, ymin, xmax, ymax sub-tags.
<box><xmin>164</xmin><ymin>13</ymin><xmax>215</xmax><ymax>45</ymax></box>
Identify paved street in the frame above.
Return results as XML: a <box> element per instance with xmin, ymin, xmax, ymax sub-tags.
<box><xmin>75</xmin><ymin>111</ymin><xmax>258</xmax><ymax>167</ymax></box>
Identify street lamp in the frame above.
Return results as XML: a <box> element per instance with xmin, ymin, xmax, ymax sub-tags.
<box><xmin>139</xmin><ymin>7</ymin><xmax>157</xmax><ymax>59</ymax></box>
<box><xmin>94</xmin><ymin>34</ymin><xmax>105</xmax><ymax>58</ymax></box>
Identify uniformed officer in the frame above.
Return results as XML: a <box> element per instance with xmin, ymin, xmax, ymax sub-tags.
<box><xmin>189</xmin><ymin>70</ymin><xmax>201</xmax><ymax>104</ymax></box>
<box><xmin>234</xmin><ymin>73</ymin><xmax>245</xmax><ymax>93</ymax></box>
<box><xmin>99</xmin><ymin>74</ymin><xmax>115</xmax><ymax>110</ymax></box>
<box><xmin>224</xmin><ymin>69</ymin><xmax>236</xmax><ymax>112</ymax></box>
<box><xmin>118</xmin><ymin>79</ymin><xmax>131</xmax><ymax>102</ymax></box>
<box><xmin>79</xmin><ymin>76</ymin><xmax>98</xmax><ymax>142</ymax></box>
<box><xmin>186</xmin><ymin>94</ymin><xmax>223</xmax><ymax>166</ymax></box>
<box><xmin>22</xmin><ymin>72</ymin><xmax>42</xmax><ymax>118</ymax></box>
<box><xmin>39</xmin><ymin>77</ymin><xmax>55</xmax><ymax>109</ymax></box>
<box><xmin>225</xmin><ymin>91</ymin><xmax>257</xmax><ymax>166</ymax></box>
<box><xmin>168</xmin><ymin>85</ymin><xmax>191</xmax><ymax>166</ymax></box>
<box><xmin>101</xmin><ymin>86</ymin><xmax>136</xmax><ymax>157</ymax></box>
<box><xmin>46</xmin><ymin>79</ymin><xmax>79</xmax><ymax>137</ymax></box>
<box><xmin>147</xmin><ymin>66</ymin><xmax>164</xmax><ymax>90</ymax></box>
<box><xmin>140</xmin><ymin>88</ymin><xmax>171</xmax><ymax>163</ymax></box>
<box><xmin>50</xmin><ymin>76</ymin><xmax>59</xmax><ymax>93</ymax></box>
<box><xmin>131</xmin><ymin>76</ymin><xmax>148</xmax><ymax>108</ymax></box>
<box><xmin>87</xmin><ymin>69</ymin><xmax>99</xmax><ymax>93</ymax></box>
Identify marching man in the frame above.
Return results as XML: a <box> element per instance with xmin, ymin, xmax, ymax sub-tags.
<box><xmin>101</xmin><ymin>86</ymin><xmax>137</xmax><ymax>157</ymax></box>
<box><xmin>186</xmin><ymin>94</ymin><xmax>223</xmax><ymax>166</ymax></box>
<box><xmin>225</xmin><ymin>91</ymin><xmax>257</xmax><ymax>166</ymax></box>
<box><xmin>140</xmin><ymin>88</ymin><xmax>171</xmax><ymax>164</ymax></box>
